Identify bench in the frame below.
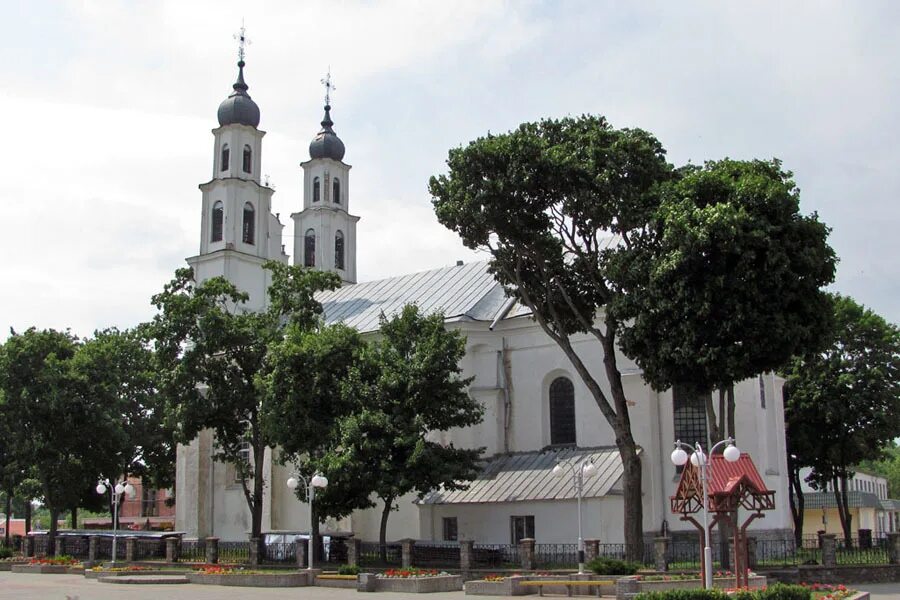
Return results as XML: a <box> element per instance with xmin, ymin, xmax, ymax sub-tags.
<box><xmin>518</xmin><ymin>580</ymin><xmax>614</xmax><ymax>597</ymax></box>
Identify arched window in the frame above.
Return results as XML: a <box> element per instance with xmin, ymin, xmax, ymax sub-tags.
<box><xmin>211</xmin><ymin>201</ymin><xmax>224</xmax><ymax>242</ymax></box>
<box><xmin>333</xmin><ymin>178</ymin><xmax>341</xmax><ymax>204</ymax></box>
<box><xmin>313</xmin><ymin>177</ymin><xmax>321</xmax><ymax>202</ymax></box>
<box><xmin>549</xmin><ymin>377</ymin><xmax>576</xmax><ymax>445</ymax></box>
<box><xmin>304</xmin><ymin>229</ymin><xmax>316</xmax><ymax>267</ymax></box>
<box><xmin>220</xmin><ymin>144</ymin><xmax>230</xmax><ymax>172</ymax></box>
<box><xmin>242</xmin><ymin>202</ymin><xmax>255</xmax><ymax>245</ymax></box>
<box><xmin>335</xmin><ymin>230</ymin><xmax>345</xmax><ymax>270</ymax></box>
<box><xmin>242</xmin><ymin>145</ymin><xmax>252</xmax><ymax>174</ymax></box>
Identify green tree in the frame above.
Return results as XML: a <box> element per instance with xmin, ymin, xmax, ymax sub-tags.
<box><xmin>612</xmin><ymin>158</ymin><xmax>836</xmax><ymax>442</ymax></box>
<box><xmin>262</xmin><ymin>322</ymin><xmax>371</xmax><ymax>554</ymax></box>
<box><xmin>0</xmin><ymin>329</ymin><xmax>119</xmax><ymax>554</ymax></box>
<box><xmin>430</xmin><ymin>116</ymin><xmax>672</xmax><ymax>558</ymax></box>
<box><xmin>858</xmin><ymin>443</ymin><xmax>900</xmax><ymax>498</ymax></box>
<box><xmin>72</xmin><ymin>327</ymin><xmax>175</xmax><ymax>526</ymax></box>
<box><xmin>784</xmin><ymin>295</ymin><xmax>900</xmax><ymax>546</ymax></box>
<box><xmin>334</xmin><ymin>305</ymin><xmax>484</xmax><ymax>550</ymax></box>
<box><xmin>150</xmin><ymin>262</ymin><xmax>341</xmax><ymax>547</ymax></box>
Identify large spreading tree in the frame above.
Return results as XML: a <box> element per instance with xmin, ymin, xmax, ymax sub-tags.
<box><xmin>150</xmin><ymin>261</ymin><xmax>341</xmax><ymax>546</ymax></box>
<box><xmin>430</xmin><ymin>116</ymin><xmax>672</xmax><ymax>558</ymax></box>
<box><xmin>784</xmin><ymin>294</ymin><xmax>900</xmax><ymax>546</ymax></box>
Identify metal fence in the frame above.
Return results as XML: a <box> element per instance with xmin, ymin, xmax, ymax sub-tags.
<box><xmin>665</xmin><ymin>539</ymin><xmax>722</xmax><ymax>571</ymax></box>
<box><xmin>756</xmin><ymin>538</ymin><xmax>798</xmax><ymax>567</ymax></box>
<box><xmin>259</xmin><ymin>541</ymin><xmax>295</xmax><ymax>565</ymax></box>
<box><xmin>411</xmin><ymin>542</ymin><xmax>460</xmax><ymax>568</ymax></box>
<box><xmin>134</xmin><ymin>538</ymin><xmax>166</xmax><ymax>560</ymax></box>
<box><xmin>358</xmin><ymin>542</ymin><xmax>402</xmax><ymax>568</ymax></box>
<box><xmin>472</xmin><ymin>543</ymin><xmax>519</xmax><ymax>568</ymax></box>
<box><xmin>219</xmin><ymin>540</ymin><xmax>250</xmax><ymax>563</ymax></box>
<box><xmin>180</xmin><ymin>539</ymin><xmax>207</xmax><ymax>562</ymax></box>
<box><xmin>534</xmin><ymin>543</ymin><xmax>578</xmax><ymax>568</ymax></box>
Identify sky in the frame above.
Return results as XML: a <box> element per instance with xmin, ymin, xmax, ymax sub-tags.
<box><xmin>1</xmin><ymin>0</ymin><xmax>898</xmax><ymax>339</ymax></box>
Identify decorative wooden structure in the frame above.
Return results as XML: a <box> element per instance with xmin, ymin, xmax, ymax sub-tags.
<box><xmin>670</xmin><ymin>453</ymin><xmax>775</xmax><ymax>588</ymax></box>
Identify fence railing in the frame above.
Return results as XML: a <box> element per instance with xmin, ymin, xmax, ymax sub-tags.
<box><xmin>358</xmin><ymin>542</ymin><xmax>402</xmax><ymax>568</ymax></box>
<box><xmin>757</xmin><ymin>538</ymin><xmax>798</xmax><ymax>567</ymax></box>
<box><xmin>180</xmin><ymin>539</ymin><xmax>206</xmax><ymax>562</ymax></box>
<box><xmin>219</xmin><ymin>540</ymin><xmax>250</xmax><ymax>563</ymax></box>
<box><xmin>412</xmin><ymin>542</ymin><xmax>460</xmax><ymax>567</ymax></box>
<box><xmin>535</xmin><ymin>543</ymin><xmax>578</xmax><ymax>568</ymax></box>
<box><xmin>472</xmin><ymin>543</ymin><xmax>518</xmax><ymax>568</ymax></box>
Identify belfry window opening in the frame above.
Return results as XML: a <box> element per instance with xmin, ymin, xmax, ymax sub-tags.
<box><xmin>242</xmin><ymin>202</ymin><xmax>255</xmax><ymax>245</ymax></box>
<box><xmin>313</xmin><ymin>177</ymin><xmax>321</xmax><ymax>202</ymax></box>
<box><xmin>335</xmin><ymin>230</ymin><xmax>345</xmax><ymax>270</ymax></box>
<box><xmin>211</xmin><ymin>201</ymin><xmax>224</xmax><ymax>242</ymax></box>
<box><xmin>242</xmin><ymin>145</ymin><xmax>252</xmax><ymax>174</ymax></box>
<box><xmin>220</xmin><ymin>144</ymin><xmax>230</xmax><ymax>172</ymax></box>
<box><xmin>333</xmin><ymin>178</ymin><xmax>341</xmax><ymax>204</ymax></box>
<box><xmin>304</xmin><ymin>229</ymin><xmax>316</xmax><ymax>267</ymax></box>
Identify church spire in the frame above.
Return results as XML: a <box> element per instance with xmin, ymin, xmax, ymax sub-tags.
<box><xmin>309</xmin><ymin>69</ymin><xmax>345</xmax><ymax>161</ymax></box>
<box><xmin>217</xmin><ymin>23</ymin><xmax>260</xmax><ymax>128</ymax></box>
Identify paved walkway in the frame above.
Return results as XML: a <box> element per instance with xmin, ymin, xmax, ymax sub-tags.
<box><xmin>1</xmin><ymin>572</ymin><xmax>899</xmax><ymax>600</ymax></box>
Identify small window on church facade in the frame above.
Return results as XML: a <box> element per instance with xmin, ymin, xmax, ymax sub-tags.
<box><xmin>673</xmin><ymin>383</ymin><xmax>709</xmax><ymax>469</ymax></box>
<box><xmin>549</xmin><ymin>377</ymin><xmax>576</xmax><ymax>446</ymax></box>
<box><xmin>242</xmin><ymin>145</ymin><xmax>252</xmax><ymax>174</ymax></box>
<box><xmin>221</xmin><ymin>144</ymin><xmax>230</xmax><ymax>172</ymax></box>
<box><xmin>333</xmin><ymin>178</ymin><xmax>341</xmax><ymax>204</ymax></box>
<box><xmin>335</xmin><ymin>230</ymin><xmax>345</xmax><ymax>270</ymax></box>
<box><xmin>304</xmin><ymin>229</ymin><xmax>316</xmax><ymax>267</ymax></box>
<box><xmin>313</xmin><ymin>177</ymin><xmax>321</xmax><ymax>202</ymax></box>
<box><xmin>211</xmin><ymin>201</ymin><xmax>224</xmax><ymax>242</ymax></box>
<box><xmin>242</xmin><ymin>202</ymin><xmax>255</xmax><ymax>245</ymax></box>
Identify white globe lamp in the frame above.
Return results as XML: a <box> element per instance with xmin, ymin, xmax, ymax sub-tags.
<box><xmin>670</xmin><ymin>447</ymin><xmax>688</xmax><ymax>467</ymax></box>
<box><xmin>723</xmin><ymin>444</ymin><xmax>741</xmax><ymax>462</ymax></box>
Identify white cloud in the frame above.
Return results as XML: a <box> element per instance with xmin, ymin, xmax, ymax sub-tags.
<box><xmin>1</xmin><ymin>0</ymin><xmax>898</xmax><ymax>339</ymax></box>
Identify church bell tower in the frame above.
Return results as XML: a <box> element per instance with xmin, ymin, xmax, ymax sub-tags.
<box><xmin>187</xmin><ymin>28</ymin><xmax>287</xmax><ymax>309</ymax></box>
<box><xmin>291</xmin><ymin>73</ymin><xmax>359</xmax><ymax>284</ymax></box>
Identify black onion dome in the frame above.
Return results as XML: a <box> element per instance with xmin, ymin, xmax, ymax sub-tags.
<box><xmin>217</xmin><ymin>60</ymin><xmax>260</xmax><ymax>128</ymax></box>
<box><xmin>309</xmin><ymin>105</ymin><xmax>345</xmax><ymax>160</ymax></box>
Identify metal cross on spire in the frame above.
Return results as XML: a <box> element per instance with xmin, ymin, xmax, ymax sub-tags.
<box><xmin>234</xmin><ymin>20</ymin><xmax>251</xmax><ymax>61</ymax></box>
<box><xmin>321</xmin><ymin>68</ymin><xmax>335</xmax><ymax>106</ymax></box>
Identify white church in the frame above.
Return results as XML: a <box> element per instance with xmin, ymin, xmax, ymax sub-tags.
<box><xmin>175</xmin><ymin>54</ymin><xmax>794</xmax><ymax>546</ymax></box>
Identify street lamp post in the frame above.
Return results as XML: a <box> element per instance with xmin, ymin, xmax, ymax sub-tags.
<box><xmin>287</xmin><ymin>472</ymin><xmax>328</xmax><ymax>570</ymax></box>
<box><xmin>552</xmin><ymin>457</ymin><xmax>598</xmax><ymax>574</ymax></box>
<box><xmin>95</xmin><ymin>479</ymin><xmax>135</xmax><ymax>566</ymax></box>
<box><xmin>670</xmin><ymin>437</ymin><xmax>741</xmax><ymax>590</ymax></box>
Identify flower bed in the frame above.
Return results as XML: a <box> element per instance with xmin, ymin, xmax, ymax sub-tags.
<box><xmin>621</xmin><ymin>573</ymin><xmax>767</xmax><ymax>597</ymax></box>
<box><xmin>187</xmin><ymin>566</ymin><xmax>310</xmax><ymax>588</ymax></box>
<box><xmin>360</xmin><ymin>570</ymin><xmax>463</xmax><ymax>593</ymax></box>
<box><xmin>12</xmin><ymin>556</ymin><xmax>81</xmax><ymax>574</ymax></box>
<box><xmin>801</xmin><ymin>582</ymin><xmax>857</xmax><ymax>600</ymax></box>
<box><xmin>316</xmin><ymin>573</ymin><xmax>358</xmax><ymax>589</ymax></box>
<box><xmin>85</xmin><ymin>566</ymin><xmax>186</xmax><ymax>579</ymax></box>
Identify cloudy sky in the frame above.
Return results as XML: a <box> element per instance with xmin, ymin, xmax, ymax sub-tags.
<box><xmin>2</xmin><ymin>0</ymin><xmax>898</xmax><ymax>339</ymax></box>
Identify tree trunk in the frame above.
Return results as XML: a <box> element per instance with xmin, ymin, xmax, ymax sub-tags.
<box><xmin>787</xmin><ymin>454</ymin><xmax>805</xmax><ymax>547</ymax></box>
<box><xmin>705</xmin><ymin>390</ymin><xmax>722</xmax><ymax>444</ymax></box>
<box><xmin>250</xmin><ymin>441</ymin><xmax>266</xmax><ymax>559</ymax></box>
<box><xmin>718</xmin><ymin>387</ymin><xmax>726</xmax><ymax>439</ymax></box>
<box><xmin>70</xmin><ymin>507</ymin><xmax>78</xmax><ymax>529</ymax></box>
<box><xmin>379</xmin><ymin>497</ymin><xmax>393</xmax><ymax>563</ymax></box>
<box><xmin>835</xmin><ymin>476</ymin><xmax>853</xmax><ymax>546</ymax></box>
<box><xmin>726</xmin><ymin>385</ymin><xmax>736</xmax><ymax>440</ymax></box>
<box><xmin>48</xmin><ymin>506</ymin><xmax>59</xmax><ymax>556</ymax></box>
<box><xmin>312</xmin><ymin>504</ymin><xmax>323</xmax><ymax>562</ymax></box>
<box><xmin>24</xmin><ymin>500</ymin><xmax>31</xmax><ymax>536</ymax></box>
<box><xmin>4</xmin><ymin>494</ymin><xmax>11</xmax><ymax>546</ymax></box>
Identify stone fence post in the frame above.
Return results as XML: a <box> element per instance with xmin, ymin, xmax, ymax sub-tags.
<box><xmin>460</xmin><ymin>539</ymin><xmax>474</xmax><ymax>572</ymax></box>
<box><xmin>249</xmin><ymin>537</ymin><xmax>260</xmax><ymax>567</ymax></box>
<box><xmin>205</xmin><ymin>537</ymin><xmax>219</xmax><ymax>564</ymax></box>
<box><xmin>654</xmin><ymin>537</ymin><xmax>669</xmax><ymax>572</ymax></box>
<box><xmin>519</xmin><ymin>538</ymin><xmax>535</xmax><ymax>571</ymax></box>
<box><xmin>55</xmin><ymin>536</ymin><xmax>66</xmax><ymax>557</ymax></box>
<box><xmin>296</xmin><ymin>538</ymin><xmax>308</xmax><ymax>568</ymax></box>
<box><xmin>401</xmin><ymin>538</ymin><xmax>415</xmax><ymax>568</ymax></box>
<box><xmin>615</xmin><ymin>577</ymin><xmax>639</xmax><ymax>600</ymax></box>
<box><xmin>125</xmin><ymin>536</ymin><xmax>137</xmax><ymax>563</ymax></box>
<box><xmin>88</xmin><ymin>536</ymin><xmax>98</xmax><ymax>563</ymax></box>
<box><xmin>584</xmin><ymin>539</ymin><xmax>599</xmax><ymax>564</ymax></box>
<box><xmin>821</xmin><ymin>534</ymin><xmax>836</xmax><ymax>568</ymax></box>
<box><xmin>887</xmin><ymin>532</ymin><xmax>900</xmax><ymax>565</ymax></box>
<box><xmin>166</xmin><ymin>537</ymin><xmax>179</xmax><ymax>563</ymax></box>
<box><xmin>347</xmin><ymin>538</ymin><xmax>361</xmax><ymax>566</ymax></box>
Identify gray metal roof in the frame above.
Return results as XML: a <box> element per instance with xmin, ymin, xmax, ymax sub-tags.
<box><xmin>794</xmin><ymin>491</ymin><xmax>883</xmax><ymax>510</ymax></box>
<box><xmin>417</xmin><ymin>446</ymin><xmax>630</xmax><ymax>505</ymax></box>
<box><xmin>318</xmin><ymin>261</ymin><xmax>528</xmax><ymax>333</ymax></box>
<box><xmin>880</xmin><ymin>498</ymin><xmax>900</xmax><ymax>511</ymax></box>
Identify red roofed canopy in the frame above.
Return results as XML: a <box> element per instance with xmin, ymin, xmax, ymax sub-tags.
<box><xmin>670</xmin><ymin>452</ymin><xmax>775</xmax><ymax>516</ymax></box>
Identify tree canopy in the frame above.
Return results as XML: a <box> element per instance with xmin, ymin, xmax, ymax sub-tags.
<box><xmin>150</xmin><ymin>261</ymin><xmax>342</xmax><ymax>544</ymax></box>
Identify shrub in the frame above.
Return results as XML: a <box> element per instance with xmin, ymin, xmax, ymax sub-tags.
<box><xmin>0</xmin><ymin>547</ymin><xmax>12</xmax><ymax>559</ymax></box>
<box><xmin>633</xmin><ymin>585</ymin><xmax>812</xmax><ymax>600</ymax></box>
<box><xmin>586</xmin><ymin>556</ymin><xmax>641</xmax><ymax>575</ymax></box>
<box><xmin>338</xmin><ymin>564</ymin><xmax>360</xmax><ymax>575</ymax></box>
<box><xmin>635</xmin><ymin>590</ymin><xmax>728</xmax><ymax>600</ymax></box>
